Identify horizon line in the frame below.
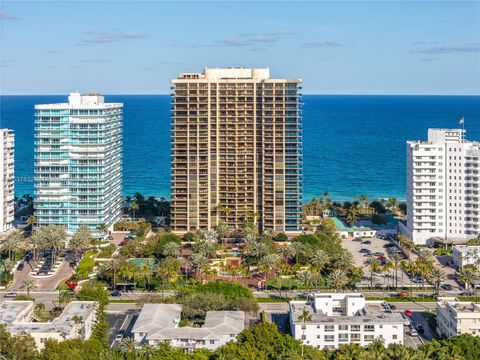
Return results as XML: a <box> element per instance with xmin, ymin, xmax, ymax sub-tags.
<box><xmin>1</xmin><ymin>93</ymin><xmax>480</xmax><ymax>97</ymax></box>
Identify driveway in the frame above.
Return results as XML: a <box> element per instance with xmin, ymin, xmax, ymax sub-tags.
<box><xmin>10</xmin><ymin>261</ymin><xmax>74</xmax><ymax>292</ymax></box>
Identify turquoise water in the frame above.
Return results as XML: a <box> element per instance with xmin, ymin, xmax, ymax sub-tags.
<box><xmin>1</xmin><ymin>95</ymin><xmax>479</xmax><ymax>202</ymax></box>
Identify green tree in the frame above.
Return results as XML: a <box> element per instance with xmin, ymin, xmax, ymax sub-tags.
<box><xmin>162</xmin><ymin>241</ymin><xmax>181</xmax><ymax>258</ymax></box>
<box><xmin>297</xmin><ymin>309</ymin><xmax>312</xmax><ymax>357</ymax></box>
<box><xmin>327</xmin><ymin>269</ymin><xmax>348</xmax><ymax>292</ymax></box>
<box><xmin>129</xmin><ymin>201</ymin><xmax>139</xmax><ymax>219</ymax></box>
<box><xmin>70</xmin><ymin>225</ymin><xmax>92</xmax><ymax>260</ymax></box>
<box><xmin>20</xmin><ymin>277</ymin><xmax>37</xmax><ymax>298</ymax></box>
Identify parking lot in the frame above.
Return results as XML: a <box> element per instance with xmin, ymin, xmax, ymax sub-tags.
<box><xmin>106</xmin><ymin>304</ymin><xmax>140</xmax><ymax>347</ymax></box>
<box><xmin>341</xmin><ymin>236</ymin><xmax>415</xmax><ymax>288</ymax></box>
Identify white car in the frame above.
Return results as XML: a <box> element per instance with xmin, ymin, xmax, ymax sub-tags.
<box><xmin>115</xmin><ymin>333</ymin><xmax>124</xmax><ymax>342</ymax></box>
<box><xmin>407</xmin><ymin>325</ymin><xmax>418</xmax><ymax>336</ymax></box>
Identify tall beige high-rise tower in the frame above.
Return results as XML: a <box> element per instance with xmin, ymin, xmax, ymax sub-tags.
<box><xmin>170</xmin><ymin>68</ymin><xmax>302</xmax><ymax>234</ymax></box>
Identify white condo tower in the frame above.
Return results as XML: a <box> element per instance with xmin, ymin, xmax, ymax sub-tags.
<box><xmin>406</xmin><ymin>128</ymin><xmax>480</xmax><ymax>244</ymax></box>
<box><xmin>0</xmin><ymin>129</ymin><xmax>15</xmax><ymax>233</ymax></box>
<box><xmin>34</xmin><ymin>93</ymin><xmax>123</xmax><ymax>238</ymax></box>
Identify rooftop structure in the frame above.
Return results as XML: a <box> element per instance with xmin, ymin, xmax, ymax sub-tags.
<box><xmin>0</xmin><ymin>129</ymin><xmax>14</xmax><ymax>233</ymax></box>
<box><xmin>132</xmin><ymin>303</ymin><xmax>245</xmax><ymax>350</ymax></box>
<box><xmin>34</xmin><ymin>92</ymin><xmax>123</xmax><ymax>237</ymax></box>
<box><xmin>170</xmin><ymin>67</ymin><xmax>303</xmax><ymax>234</ymax></box>
<box><xmin>436</xmin><ymin>297</ymin><xmax>480</xmax><ymax>337</ymax></box>
<box><xmin>405</xmin><ymin>128</ymin><xmax>480</xmax><ymax>245</ymax></box>
<box><xmin>289</xmin><ymin>293</ymin><xmax>404</xmax><ymax>350</ymax></box>
<box><xmin>0</xmin><ymin>301</ymin><xmax>98</xmax><ymax>349</ymax></box>
<box><xmin>452</xmin><ymin>245</ymin><xmax>480</xmax><ymax>269</ymax></box>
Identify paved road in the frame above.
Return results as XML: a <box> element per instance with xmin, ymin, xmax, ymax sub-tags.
<box><xmin>10</xmin><ymin>261</ymin><xmax>74</xmax><ymax>292</ymax></box>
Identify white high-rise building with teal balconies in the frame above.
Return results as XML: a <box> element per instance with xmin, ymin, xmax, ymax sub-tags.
<box><xmin>34</xmin><ymin>92</ymin><xmax>123</xmax><ymax>238</ymax></box>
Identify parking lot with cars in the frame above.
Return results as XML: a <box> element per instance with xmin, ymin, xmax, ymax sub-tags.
<box><xmin>342</xmin><ymin>236</ymin><xmax>413</xmax><ymax>288</ymax></box>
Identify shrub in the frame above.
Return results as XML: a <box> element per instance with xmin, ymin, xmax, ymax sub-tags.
<box><xmin>183</xmin><ymin>232</ymin><xmax>196</xmax><ymax>242</ymax></box>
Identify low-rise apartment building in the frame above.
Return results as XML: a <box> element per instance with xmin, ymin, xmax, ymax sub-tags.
<box><xmin>0</xmin><ymin>300</ymin><xmax>98</xmax><ymax>349</ymax></box>
<box><xmin>289</xmin><ymin>293</ymin><xmax>404</xmax><ymax>350</ymax></box>
<box><xmin>132</xmin><ymin>304</ymin><xmax>245</xmax><ymax>350</ymax></box>
<box><xmin>452</xmin><ymin>245</ymin><xmax>480</xmax><ymax>269</ymax></box>
<box><xmin>436</xmin><ymin>297</ymin><xmax>480</xmax><ymax>337</ymax></box>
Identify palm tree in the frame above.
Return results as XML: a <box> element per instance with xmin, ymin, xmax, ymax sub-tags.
<box><xmin>296</xmin><ymin>270</ymin><xmax>314</xmax><ymax>293</ymax></box>
<box><xmin>258</xmin><ymin>253</ymin><xmax>279</xmax><ymax>290</ymax></box>
<box><xmin>333</xmin><ymin>251</ymin><xmax>353</xmax><ymax>272</ymax></box>
<box><xmin>365</xmin><ymin>257</ymin><xmax>381</xmax><ymax>289</ymax></box>
<box><xmin>116</xmin><ymin>337</ymin><xmax>137</xmax><ymax>357</ymax></box>
<box><xmin>27</xmin><ymin>215</ymin><xmax>37</xmax><ymax>233</ymax></box>
<box><xmin>0</xmin><ymin>230</ymin><xmax>23</xmax><ymax>260</ymax></box>
<box><xmin>47</xmin><ymin>225</ymin><xmax>67</xmax><ymax>263</ymax></box>
<box><xmin>21</xmin><ymin>277</ymin><xmax>37</xmax><ymax>298</ymax></box>
<box><xmin>382</xmin><ymin>260</ymin><xmax>393</xmax><ymax>289</ymax></box>
<box><xmin>162</xmin><ymin>241</ymin><xmax>180</xmax><ymax>258</ymax></box>
<box><xmin>129</xmin><ymin>201</ymin><xmax>139</xmax><ymax>219</ymax></box>
<box><xmin>157</xmin><ymin>258</ymin><xmax>181</xmax><ymax>298</ymax></box>
<box><xmin>309</xmin><ymin>249</ymin><xmax>330</xmax><ymax>274</ymax></box>
<box><xmin>139</xmin><ymin>344</ymin><xmax>157</xmax><ymax>360</ymax></box>
<box><xmin>456</xmin><ymin>265</ymin><xmax>478</xmax><ymax>298</ymax></box>
<box><xmin>216</xmin><ymin>221</ymin><xmax>229</xmax><ymax>247</ymax></box>
<box><xmin>34</xmin><ymin>302</ymin><xmax>45</xmax><ymax>320</ymax></box>
<box><xmin>188</xmin><ymin>253</ymin><xmax>209</xmax><ymax>278</ymax></box>
<box><xmin>391</xmin><ymin>253</ymin><xmax>402</xmax><ymax>289</ymax></box>
<box><xmin>288</xmin><ymin>242</ymin><xmax>308</xmax><ymax>264</ymax></box>
<box><xmin>297</xmin><ymin>308</ymin><xmax>312</xmax><ymax>357</ymax></box>
<box><xmin>346</xmin><ymin>210</ymin><xmax>358</xmax><ymax>225</ymax></box>
<box><xmin>358</xmin><ymin>194</ymin><xmax>369</xmax><ymax>210</ymax></box>
<box><xmin>105</xmin><ymin>258</ymin><xmax>121</xmax><ymax>289</ymax></box>
<box><xmin>70</xmin><ymin>225</ymin><xmax>92</xmax><ymax>260</ymax></box>
<box><xmin>415</xmin><ymin>249</ymin><xmax>434</xmax><ymax>296</ymax></box>
<box><xmin>327</xmin><ymin>269</ymin><xmax>348</xmax><ymax>292</ymax></box>
<box><xmin>139</xmin><ymin>260</ymin><xmax>154</xmax><ymax>290</ymax></box>
<box><xmin>428</xmin><ymin>268</ymin><xmax>446</xmax><ymax>294</ymax></box>
<box><xmin>58</xmin><ymin>290</ymin><xmax>71</xmax><ymax>309</ymax></box>
<box><xmin>194</xmin><ymin>240</ymin><xmax>217</xmax><ymax>259</ymax></box>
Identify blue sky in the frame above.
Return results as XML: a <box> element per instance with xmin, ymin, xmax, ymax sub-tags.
<box><xmin>1</xmin><ymin>1</ymin><xmax>479</xmax><ymax>94</ymax></box>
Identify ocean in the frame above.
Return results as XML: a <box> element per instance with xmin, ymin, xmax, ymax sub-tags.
<box><xmin>1</xmin><ymin>95</ymin><xmax>479</xmax><ymax>203</ymax></box>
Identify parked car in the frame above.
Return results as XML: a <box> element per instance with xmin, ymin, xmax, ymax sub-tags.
<box><xmin>372</xmin><ymin>272</ymin><xmax>383</xmax><ymax>277</ymax></box>
<box><xmin>362</xmin><ymin>240</ymin><xmax>372</xmax><ymax>245</ymax></box>
<box><xmin>353</xmin><ymin>238</ymin><xmax>363</xmax><ymax>242</ymax></box>
<box><xmin>399</xmin><ymin>292</ymin><xmax>411</xmax><ymax>297</ymax></box>
<box><xmin>373</xmin><ymin>252</ymin><xmax>384</xmax><ymax>257</ymax></box>
<box><xmin>441</xmin><ymin>283</ymin><xmax>452</xmax><ymax>291</ymax></box>
<box><xmin>110</xmin><ymin>290</ymin><xmax>122</xmax><ymax>297</ymax></box>
<box><xmin>115</xmin><ymin>333</ymin><xmax>124</xmax><ymax>342</ymax></box>
<box><xmin>412</xmin><ymin>276</ymin><xmax>423</xmax><ymax>284</ymax></box>
<box><xmin>407</xmin><ymin>325</ymin><xmax>418</xmax><ymax>336</ymax></box>
<box><xmin>404</xmin><ymin>310</ymin><xmax>413</xmax><ymax>318</ymax></box>
<box><xmin>401</xmin><ymin>312</ymin><xmax>411</xmax><ymax>326</ymax></box>
<box><xmin>119</xmin><ymin>240</ymin><xmax>128</xmax><ymax>246</ymax></box>
<box><xmin>3</xmin><ymin>292</ymin><xmax>17</xmax><ymax>298</ymax></box>
<box><xmin>360</xmin><ymin>248</ymin><xmax>371</xmax><ymax>254</ymax></box>
<box><xmin>416</xmin><ymin>324</ymin><xmax>425</xmax><ymax>334</ymax></box>
<box><xmin>17</xmin><ymin>262</ymin><xmax>24</xmax><ymax>271</ymax></box>
<box><xmin>388</xmin><ymin>303</ymin><xmax>397</xmax><ymax>310</ymax></box>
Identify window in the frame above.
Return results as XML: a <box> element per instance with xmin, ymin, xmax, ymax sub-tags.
<box><xmin>324</xmin><ymin>325</ymin><xmax>334</xmax><ymax>332</ymax></box>
<box><xmin>324</xmin><ymin>335</ymin><xmax>335</xmax><ymax>342</ymax></box>
<box><xmin>210</xmin><ymin>340</ymin><xmax>215</xmax><ymax>344</ymax></box>
<box><xmin>351</xmin><ymin>325</ymin><xmax>360</xmax><ymax>332</ymax></box>
<box><xmin>351</xmin><ymin>333</ymin><xmax>361</xmax><ymax>342</ymax></box>
<box><xmin>338</xmin><ymin>325</ymin><xmax>348</xmax><ymax>331</ymax></box>
<box><xmin>364</xmin><ymin>325</ymin><xmax>375</xmax><ymax>332</ymax></box>
<box><xmin>364</xmin><ymin>335</ymin><xmax>375</xmax><ymax>341</ymax></box>
<box><xmin>301</xmin><ymin>335</ymin><xmax>306</xmax><ymax>340</ymax></box>
<box><xmin>393</xmin><ymin>335</ymin><xmax>398</xmax><ymax>340</ymax></box>
<box><xmin>338</xmin><ymin>333</ymin><xmax>348</xmax><ymax>342</ymax></box>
